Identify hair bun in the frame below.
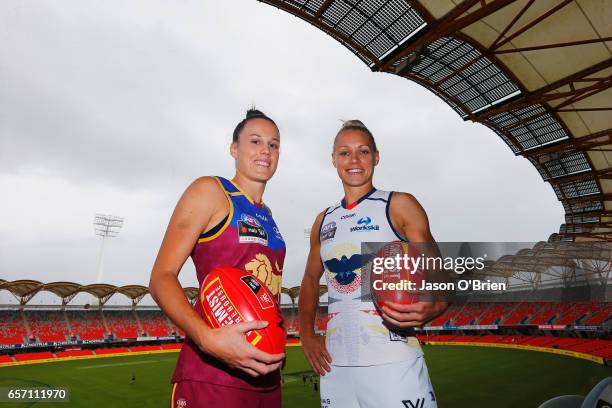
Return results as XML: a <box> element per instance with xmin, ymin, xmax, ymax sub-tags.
<box><xmin>232</xmin><ymin>108</ymin><xmax>278</xmax><ymax>143</ymax></box>
<box><xmin>341</xmin><ymin>119</ymin><xmax>367</xmax><ymax>129</ymax></box>
<box><xmin>246</xmin><ymin>108</ymin><xmax>266</xmax><ymax>119</ymax></box>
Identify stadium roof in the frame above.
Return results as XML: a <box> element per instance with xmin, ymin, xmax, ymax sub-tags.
<box><xmin>259</xmin><ymin>0</ymin><xmax>612</xmax><ymax>241</ymax></box>
<box><xmin>481</xmin><ymin>240</ymin><xmax>611</xmax><ymax>288</ymax></box>
<box><xmin>0</xmin><ymin>281</ymin><xmax>329</xmax><ymax>306</ymax></box>
<box><xmin>0</xmin><ymin>280</ymin><xmax>199</xmax><ymax>306</ymax></box>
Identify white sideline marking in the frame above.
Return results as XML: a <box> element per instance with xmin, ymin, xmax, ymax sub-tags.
<box><xmin>77</xmin><ymin>359</ymin><xmax>161</xmax><ymax>369</ymax></box>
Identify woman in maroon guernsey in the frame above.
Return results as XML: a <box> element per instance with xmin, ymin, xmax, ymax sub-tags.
<box><xmin>149</xmin><ymin>109</ymin><xmax>286</xmax><ymax>407</ymax></box>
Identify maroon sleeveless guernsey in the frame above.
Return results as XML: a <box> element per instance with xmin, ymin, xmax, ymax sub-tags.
<box><xmin>171</xmin><ymin>176</ymin><xmax>286</xmax><ymax>390</ymax></box>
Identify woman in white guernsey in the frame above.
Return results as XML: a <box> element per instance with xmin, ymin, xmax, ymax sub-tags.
<box><xmin>299</xmin><ymin>120</ymin><xmax>448</xmax><ymax>408</ymax></box>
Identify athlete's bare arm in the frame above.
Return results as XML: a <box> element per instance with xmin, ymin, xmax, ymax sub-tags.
<box><xmin>299</xmin><ymin>211</ymin><xmax>333</xmax><ymax>376</ymax></box>
<box><xmin>382</xmin><ymin>192</ymin><xmax>449</xmax><ymax>328</ymax></box>
<box><xmin>149</xmin><ymin>176</ymin><xmax>284</xmax><ymax>377</ymax></box>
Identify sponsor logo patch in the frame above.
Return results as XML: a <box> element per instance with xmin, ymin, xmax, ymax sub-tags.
<box><xmin>350</xmin><ymin>216</ymin><xmax>380</xmax><ymax>232</ymax></box>
<box><xmin>320</xmin><ymin>221</ymin><xmax>337</xmax><ymax>242</ymax></box>
<box><xmin>389</xmin><ymin>331</ymin><xmax>408</xmax><ymax>342</ymax></box>
<box><xmin>238</xmin><ymin>214</ymin><xmax>268</xmax><ymax>245</ymax></box>
<box><xmin>176</xmin><ymin>398</ymin><xmax>187</xmax><ymax>408</ymax></box>
<box><xmin>240</xmin><ymin>275</ymin><xmax>274</xmax><ymax>310</ymax></box>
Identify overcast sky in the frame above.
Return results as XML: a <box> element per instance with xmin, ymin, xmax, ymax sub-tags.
<box><xmin>0</xmin><ymin>0</ymin><xmax>564</xmax><ymax>305</ymax></box>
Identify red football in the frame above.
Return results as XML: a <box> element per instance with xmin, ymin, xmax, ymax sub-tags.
<box><xmin>370</xmin><ymin>241</ymin><xmax>425</xmax><ymax>310</ymax></box>
<box><xmin>200</xmin><ymin>266</ymin><xmax>286</xmax><ymax>354</ymax></box>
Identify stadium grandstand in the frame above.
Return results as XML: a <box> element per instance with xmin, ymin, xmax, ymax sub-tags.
<box><xmin>0</xmin><ymin>240</ymin><xmax>610</xmax><ymax>367</ymax></box>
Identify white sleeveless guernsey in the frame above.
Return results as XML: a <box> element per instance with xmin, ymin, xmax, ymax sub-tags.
<box><xmin>319</xmin><ymin>188</ymin><xmax>423</xmax><ymax>366</ymax></box>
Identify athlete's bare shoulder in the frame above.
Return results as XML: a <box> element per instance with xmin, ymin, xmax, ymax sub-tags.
<box><xmin>188</xmin><ymin>176</ymin><xmax>224</xmax><ymax>196</ymax></box>
<box><xmin>172</xmin><ymin>176</ymin><xmax>229</xmax><ymax>231</ymax></box>
<box><xmin>181</xmin><ymin>176</ymin><xmax>226</xmax><ymax>205</ymax></box>
<box><xmin>390</xmin><ymin>192</ymin><xmax>424</xmax><ymax>215</ymax></box>
<box><xmin>314</xmin><ymin>208</ymin><xmax>327</xmax><ymax>224</ymax></box>
<box><xmin>389</xmin><ymin>191</ymin><xmax>433</xmax><ymax>242</ymax></box>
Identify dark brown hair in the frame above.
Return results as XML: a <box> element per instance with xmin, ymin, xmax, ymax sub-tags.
<box><xmin>232</xmin><ymin>109</ymin><xmax>278</xmax><ymax>143</ymax></box>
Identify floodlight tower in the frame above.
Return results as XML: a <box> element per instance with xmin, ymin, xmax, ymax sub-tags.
<box><xmin>93</xmin><ymin>214</ymin><xmax>124</xmax><ymax>283</ymax></box>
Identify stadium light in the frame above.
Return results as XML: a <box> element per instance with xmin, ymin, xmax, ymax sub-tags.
<box><xmin>93</xmin><ymin>213</ymin><xmax>124</xmax><ymax>283</ymax></box>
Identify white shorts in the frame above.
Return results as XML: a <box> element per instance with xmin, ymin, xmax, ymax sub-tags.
<box><xmin>320</xmin><ymin>357</ymin><xmax>437</xmax><ymax>408</ymax></box>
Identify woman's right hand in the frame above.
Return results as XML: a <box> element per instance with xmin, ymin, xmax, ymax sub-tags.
<box><xmin>301</xmin><ymin>332</ymin><xmax>332</xmax><ymax>376</ymax></box>
<box><xmin>197</xmin><ymin>320</ymin><xmax>285</xmax><ymax>378</ymax></box>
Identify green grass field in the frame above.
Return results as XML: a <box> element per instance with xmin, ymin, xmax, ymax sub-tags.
<box><xmin>0</xmin><ymin>346</ymin><xmax>608</xmax><ymax>407</ymax></box>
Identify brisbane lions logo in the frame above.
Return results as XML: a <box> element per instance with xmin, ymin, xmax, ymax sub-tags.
<box><xmin>245</xmin><ymin>253</ymin><xmax>282</xmax><ymax>296</ymax></box>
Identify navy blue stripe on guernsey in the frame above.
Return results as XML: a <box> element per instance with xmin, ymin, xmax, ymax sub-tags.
<box><xmin>318</xmin><ymin>207</ymin><xmax>331</xmax><ymax>239</ymax></box>
<box><xmin>326</xmin><ymin>205</ymin><xmax>342</xmax><ymax>215</ymax></box>
<box><xmin>366</xmin><ymin>197</ymin><xmax>387</xmax><ymax>203</ymax></box>
<box><xmin>341</xmin><ymin>187</ymin><xmax>377</xmax><ymax>209</ymax></box>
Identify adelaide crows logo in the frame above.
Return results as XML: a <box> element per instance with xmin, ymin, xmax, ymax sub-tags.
<box><xmin>324</xmin><ymin>252</ymin><xmax>374</xmax><ymax>294</ymax></box>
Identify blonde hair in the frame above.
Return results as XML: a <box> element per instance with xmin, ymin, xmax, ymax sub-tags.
<box><xmin>333</xmin><ymin>119</ymin><xmax>378</xmax><ymax>153</ymax></box>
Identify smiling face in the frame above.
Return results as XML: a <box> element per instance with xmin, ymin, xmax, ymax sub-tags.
<box><xmin>332</xmin><ymin>129</ymin><xmax>379</xmax><ymax>188</ymax></box>
<box><xmin>230</xmin><ymin>118</ymin><xmax>280</xmax><ymax>183</ymax></box>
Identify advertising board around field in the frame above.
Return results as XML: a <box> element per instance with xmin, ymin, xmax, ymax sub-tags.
<box><xmin>573</xmin><ymin>325</ymin><xmax>603</xmax><ymax>331</ymax></box>
<box><xmin>538</xmin><ymin>325</ymin><xmax>567</xmax><ymax>330</ymax></box>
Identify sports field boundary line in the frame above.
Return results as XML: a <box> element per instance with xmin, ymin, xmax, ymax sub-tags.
<box><xmin>427</xmin><ymin>341</ymin><xmax>605</xmax><ymax>365</ymax></box>
<box><xmin>0</xmin><ymin>343</ymin><xmax>303</xmax><ymax>368</ymax></box>
<box><xmin>0</xmin><ymin>349</ymin><xmax>180</xmax><ymax>368</ymax></box>
<box><xmin>1</xmin><ymin>341</ymin><xmax>604</xmax><ymax>367</ymax></box>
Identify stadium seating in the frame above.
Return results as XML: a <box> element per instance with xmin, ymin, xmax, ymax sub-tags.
<box><xmin>583</xmin><ymin>303</ymin><xmax>612</xmax><ymax>326</ymax></box>
<box><xmin>25</xmin><ymin>310</ymin><xmax>70</xmax><ymax>342</ymax></box>
<box><xmin>478</xmin><ymin>303</ymin><xmax>515</xmax><ymax>325</ymax></box>
<box><xmin>130</xmin><ymin>345</ymin><xmax>162</xmax><ymax>352</ymax></box>
<box><xmin>529</xmin><ymin>303</ymin><xmax>565</xmax><ymax>325</ymax></box>
<box><xmin>0</xmin><ymin>310</ymin><xmax>27</xmax><ymax>345</ymax></box>
<box><xmin>103</xmin><ymin>310</ymin><xmax>140</xmax><ymax>339</ymax></box>
<box><xmin>14</xmin><ymin>351</ymin><xmax>54</xmax><ymax>361</ymax></box>
<box><xmin>502</xmin><ymin>302</ymin><xmax>543</xmax><ymax>325</ymax></box>
<box><xmin>555</xmin><ymin>303</ymin><xmax>599</xmax><ymax>325</ymax></box>
<box><xmin>451</xmin><ymin>303</ymin><xmax>487</xmax><ymax>326</ymax></box>
<box><xmin>0</xmin><ymin>301</ymin><xmax>609</xmax><ymax>366</ymax></box>
<box><xmin>95</xmin><ymin>347</ymin><xmax>130</xmax><ymax>355</ymax></box>
<box><xmin>428</xmin><ymin>304</ymin><xmax>459</xmax><ymax>326</ymax></box>
<box><xmin>161</xmin><ymin>343</ymin><xmax>182</xmax><ymax>350</ymax></box>
<box><xmin>66</xmin><ymin>310</ymin><xmax>106</xmax><ymax>340</ymax></box>
<box><xmin>137</xmin><ymin>310</ymin><xmax>172</xmax><ymax>337</ymax></box>
<box><xmin>55</xmin><ymin>349</ymin><xmax>94</xmax><ymax>358</ymax></box>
